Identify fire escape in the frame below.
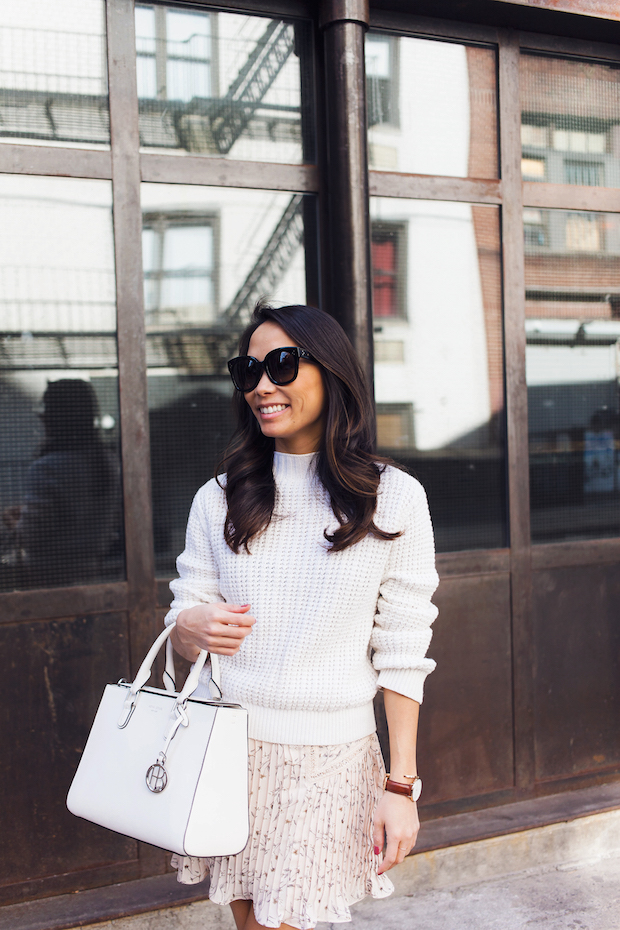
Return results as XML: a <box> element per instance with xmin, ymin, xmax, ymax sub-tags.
<box><xmin>0</xmin><ymin>20</ymin><xmax>305</xmax><ymax>376</ymax></box>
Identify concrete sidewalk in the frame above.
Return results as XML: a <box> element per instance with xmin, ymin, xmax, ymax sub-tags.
<box><xmin>82</xmin><ymin>807</ymin><xmax>620</xmax><ymax>930</ymax></box>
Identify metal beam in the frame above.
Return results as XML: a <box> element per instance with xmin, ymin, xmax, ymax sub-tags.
<box><xmin>498</xmin><ymin>31</ymin><xmax>535</xmax><ymax>793</ymax></box>
<box><xmin>319</xmin><ymin>0</ymin><xmax>374</xmax><ymax>390</ymax></box>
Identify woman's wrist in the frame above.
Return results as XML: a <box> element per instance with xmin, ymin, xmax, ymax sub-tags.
<box><xmin>171</xmin><ymin>612</ymin><xmax>201</xmax><ymax>662</ymax></box>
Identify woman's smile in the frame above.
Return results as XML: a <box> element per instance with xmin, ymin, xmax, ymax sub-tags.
<box><xmin>257</xmin><ymin>403</ymin><xmax>290</xmax><ymax>418</ymax></box>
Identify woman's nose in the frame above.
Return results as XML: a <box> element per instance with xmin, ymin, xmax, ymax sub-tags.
<box><xmin>254</xmin><ymin>369</ymin><xmax>275</xmax><ymax>394</ymax></box>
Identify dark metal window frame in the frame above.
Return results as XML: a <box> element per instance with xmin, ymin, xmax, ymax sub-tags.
<box><xmin>368</xmin><ymin>11</ymin><xmax>620</xmax><ymax>799</ymax></box>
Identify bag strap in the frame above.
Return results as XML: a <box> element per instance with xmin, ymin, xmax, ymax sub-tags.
<box><xmin>118</xmin><ymin>622</ymin><xmax>222</xmax><ymax>727</ymax></box>
<box><xmin>163</xmin><ymin>632</ymin><xmax>222</xmax><ymax>697</ymax></box>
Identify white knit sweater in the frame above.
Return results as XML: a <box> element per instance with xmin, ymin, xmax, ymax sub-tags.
<box><xmin>165</xmin><ymin>451</ymin><xmax>439</xmax><ymax>745</ymax></box>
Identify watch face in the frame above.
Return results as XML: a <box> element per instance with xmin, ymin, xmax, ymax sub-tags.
<box><xmin>411</xmin><ymin>778</ymin><xmax>422</xmax><ymax>801</ymax></box>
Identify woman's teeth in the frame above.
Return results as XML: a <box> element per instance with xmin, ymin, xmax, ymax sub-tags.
<box><xmin>260</xmin><ymin>404</ymin><xmax>287</xmax><ymax>414</ymax></box>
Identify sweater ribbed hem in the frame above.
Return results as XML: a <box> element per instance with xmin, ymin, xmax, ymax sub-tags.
<box><xmin>243</xmin><ymin>700</ymin><xmax>377</xmax><ymax>746</ymax></box>
<box><xmin>376</xmin><ymin>666</ymin><xmax>431</xmax><ymax>704</ymax></box>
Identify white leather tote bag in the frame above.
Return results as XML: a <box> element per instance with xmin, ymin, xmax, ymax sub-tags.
<box><xmin>67</xmin><ymin>623</ymin><xmax>249</xmax><ymax>858</ymax></box>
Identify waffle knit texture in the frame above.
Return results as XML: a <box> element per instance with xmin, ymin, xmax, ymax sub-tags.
<box><xmin>165</xmin><ymin>451</ymin><xmax>439</xmax><ymax>745</ymax></box>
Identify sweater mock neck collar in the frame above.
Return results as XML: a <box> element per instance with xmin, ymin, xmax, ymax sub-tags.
<box><xmin>273</xmin><ymin>450</ymin><xmax>319</xmax><ymax>482</ymax></box>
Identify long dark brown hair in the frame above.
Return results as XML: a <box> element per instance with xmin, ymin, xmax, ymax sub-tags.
<box><xmin>218</xmin><ymin>302</ymin><xmax>401</xmax><ymax>553</ymax></box>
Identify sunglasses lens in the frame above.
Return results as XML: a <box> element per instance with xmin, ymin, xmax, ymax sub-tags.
<box><xmin>228</xmin><ymin>348</ymin><xmax>303</xmax><ymax>390</ymax></box>
<box><xmin>230</xmin><ymin>357</ymin><xmax>260</xmax><ymax>392</ymax></box>
<box><xmin>268</xmin><ymin>349</ymin><xmax>297</xmax><ymax>384</ymax></box>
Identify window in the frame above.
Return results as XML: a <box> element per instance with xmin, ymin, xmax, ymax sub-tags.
<box><xmin>521</xmin><ymin>55</ymin><xmax>620</xmax><ymax>188</ymax></box>
<box><xmin>371</xmin><ymin>222</ymin><xmax>406</xmax><ymax>319</ymax></box>
<box><xmin>366</xmin><ymin>34</ymin><xmax>398</xmax><ymax>128</ymax></box>
<box><xmin>371</xmin><ymin>198</ymin><xmax>506</xmax><ymax>552</ymax></box>
<box><xmin>135</xmin><ymin>6</ymin><xmax>211</xmax><ymax>102</ymax></box>
<box><xmin>564</xmin><ymin>161</ymin><xmax>603</xmax><ymax>186</ymax></box>
<box><xmin>134</xmin><ymin>7</ymin><xmax>310</xmax><ymax>163</ymax></box>
<box><xmin>522</xmin><ymin>157</ymin><xmax>546</xmax><ymax>180</ymax></box>
<box><xmin>564</xmin><ymin>212</ymin><xmax>602</xmax><ymax>251</ymax></box>
<box><xmin>524</xmin><ymin>208</ymin><xmax>548</xmax><ymax>249</ymax></box>
<box><xmin>376</xmin><ymin>403</ymin><xmax>414</xmax><ymax>449</ymax></box>
<box><xmin>142</xmin><ymin>213</ymin><xmax>217</xmax><ymax>328</ymax></box>
<box><xmin>0</xmin><ymin>0</ymin><xmax>109</xmax><ymax>147</ymax></box>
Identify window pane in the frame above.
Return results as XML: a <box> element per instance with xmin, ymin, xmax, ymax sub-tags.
<box><xmin>0</xmin><ymin>0</ymin><xmax>109</xmax><ymax>147</ymax></box>
<box><xmin>371</xmin><ymin>198</ymin><xmax>506</xmax><ymax>551</ymax></box>
<box><xmin>366</xmin><ymin>34</ymin><xmax>498</xmax><ymax>178</ymax></box>
<box><xmin>141</xmin><ymin>184</ymin><xmax>316</xmax><ymax>575</ymax></box>
<box><xmin>0</xmin><ymin>175</ymin><xmax>124</xmax><ymax>591</ymax></box>
<box><xmin>525</xmin><ymin>208</ymin><xmax>620</xmax><ymax>542</ymax></box>
<box><xmin>135</xmin><ymin>7</ymin><xmax>314</xmax><ymax>164</ymax></box>
<box><xmin>521</xmin><ymin>54</ymin><xmax>620</xmax><ymax>187</ymax></box>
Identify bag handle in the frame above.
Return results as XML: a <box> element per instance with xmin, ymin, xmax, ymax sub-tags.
<box><xmin>118</xmin><ymin>623</ymin><xmax>222</xmax><ymax>727</ymax></box>
<box><xmin>163</xmin><ymin>630</ymin><xmax>221</xmax><ymax>698</ymax></box>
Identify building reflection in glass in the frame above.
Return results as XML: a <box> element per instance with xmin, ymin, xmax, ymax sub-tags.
<box><xmin>371</xmin><ymin>197</ymin><xmax>505</xmax><ymax>552</ymax></box>
<box><xmin>0</xmin><ymin>174</ymin><xmax>124</xmax><ymax>591</ymax></box>
<box><xmin>135</xmin><ymin>5</ymin><xmax>313</xmax><ymax>164</ymax></box>
<box><xmin>140</xmin><ymin>183</ymin><xmax>313</xmax><ymax>574</ymax></box>
<box><xmin>0</xmin><ymin>0</ymin><xmax>109</xmax><ymax>147</ymax></box>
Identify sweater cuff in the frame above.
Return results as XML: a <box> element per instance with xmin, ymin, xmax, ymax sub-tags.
<box><xmin>377</xmin><ymin>667</ymin><xmax>430</xmax><ymax>704</ymax></box>
<box><xmin>164</xmin><ymin>608</ymin><xmax>180</xmax><ymax>627</ymax></box>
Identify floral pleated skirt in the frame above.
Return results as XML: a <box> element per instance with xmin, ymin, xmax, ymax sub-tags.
<box><xmin>171</xmin><ymin>732</ymin><xmax>394</xmax><ymax>929</ymax></box>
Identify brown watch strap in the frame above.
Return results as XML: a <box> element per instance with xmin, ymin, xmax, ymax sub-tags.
<box><xmin>383</xmin><ymin>774</ymin><xmax>422</xmax><ymax>801</ymax></box>
<box><xmin>384</xmin><ymin>778</ymin><xmax>412</xmax><ymax>797</ymax></box>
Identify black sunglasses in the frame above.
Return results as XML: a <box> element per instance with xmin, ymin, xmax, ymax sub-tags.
<box><xmin>228</xmin><ymin>346</ymin><xmax>315</xmax><ymax>392</ymax></box>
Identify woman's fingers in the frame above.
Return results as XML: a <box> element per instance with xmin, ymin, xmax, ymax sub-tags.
<box><xmin>378</xmin><ymin>835</ymin><xmax>412</xmax><ymax>874</ymax></box>
<box><xmin>374</xmin><ymin>793</ymin><xmax>419</xmax><ymax>875</ymax></box>
<box><xmin>175</xmin><ymin>602</ymin><xmax>256</xmax><ymax>656</ymax></box>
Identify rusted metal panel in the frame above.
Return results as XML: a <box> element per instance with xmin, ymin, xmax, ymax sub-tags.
<box><xmin>532</xmin><ymin>539</ymin><xmax>620</xmax><ymax>571</ymax></box>
<box><xmin>533</xmin><ymin>563</ymin><xmax>620</xmax><ymax>780</ymax></box>
<box><xmin>437</xmin><ymin>549</ymin><xmax>511</xmax><ymax>577</ymax></box>
<box><xmin>369</xmin><ymin>9</ymin><xmax>500</xmax><ymax>43</ymax></box>
<box><xmin>518</xmin><ymin>30</ymin><xmax>620</xmax><ymax>58</ymax></box>
<box><xmin>417</xmin><ymin>573</ymin><xmax>514</xmax><ymax>804</ymax></box>
<box><xmin>369</xmin><ymin>172</ymin><xmax>502</xmax><ymax>203</ymax></box>
<box><xmin>0</xmin><ymin>873</ymin><xmax>207</xmax><ymax>929</ymax></box>
<box><xmin>0</xmin><ymin>584</ymin><xmax>128</xmax><ymax>625</ymax></box>
<box><xmin>0</xmin><ymin>861</ymin><xmax>142</xmax><ymax>911</ymax></box>
<box><xmin>0</xmin><ymin>613</ymin><xmax>135</xmax><ymax>902</ymax></box>
<box><xmin>140</xmin><ymin>154</ymin><xmax>320</xmax><ymax>192</ymax></box>
<box><xmin>0</xmin><ymin>144</ymin><xmax>111</xmax><ymax>180</ymax></box>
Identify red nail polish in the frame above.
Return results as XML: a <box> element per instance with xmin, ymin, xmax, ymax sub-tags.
<box><xmin>374</xmin><ymin>846</ymin><xmax>380</xmax><ymax>855</ymax></box>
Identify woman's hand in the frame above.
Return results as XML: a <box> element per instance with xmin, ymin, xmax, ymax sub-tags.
<box><xmin>171</xmin><ymin>602</ymin><xmax>256</xmax><ymax>662</ymax></box>
<box><xmin>373</xmin><ymin>790</ymin><xmax>420</xmax><ymax>874</ymax></box>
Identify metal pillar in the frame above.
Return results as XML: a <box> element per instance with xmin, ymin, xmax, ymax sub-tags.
<box><xmin>319</xmin><ymin>0</ymin><xmax>374</xmax><ymax>390</ymax></box>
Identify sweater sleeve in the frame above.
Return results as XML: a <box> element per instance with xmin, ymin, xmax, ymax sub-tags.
<box><xmin>370</xmin><ymin>475</ymin><xmax>439</xmax><ymax>704</ymax></box>
<box><xmin>164</xmin><ymin>481</ymin><xmax>224</xmax><ymax>627</ymax></box>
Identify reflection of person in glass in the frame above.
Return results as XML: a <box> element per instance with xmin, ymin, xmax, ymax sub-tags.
<box><xmin>9</xmin><ymin>379</ymin><xmax>120</xmax><ymax>588</ymax></box>
<box><xmin>166</xmin><ymin>304</ymin><xmax>438</xmax><ymax>930</ymax></box>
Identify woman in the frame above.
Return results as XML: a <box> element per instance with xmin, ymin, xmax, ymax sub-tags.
<box><xmin>165</xmin><ymin>303</ymin><xmax>439</xmax><ymax>930</ymax></box>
